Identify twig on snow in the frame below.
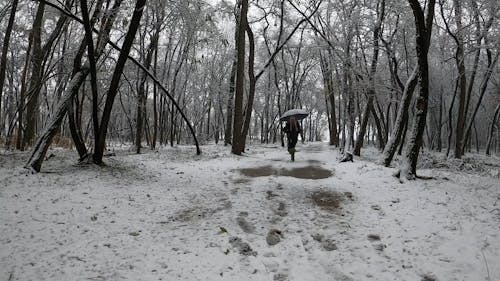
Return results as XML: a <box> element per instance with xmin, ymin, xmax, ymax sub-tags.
<box><xmin>481</xmin><ymin>249</ymin><xmax>491</xmax><ymax>281</ymax></box>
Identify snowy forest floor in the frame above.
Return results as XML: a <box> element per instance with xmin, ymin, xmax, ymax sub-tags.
<box><xmin>1</xmin><ymin>142</ymin><xmax>500</xmax><ymax>281</ymax></box>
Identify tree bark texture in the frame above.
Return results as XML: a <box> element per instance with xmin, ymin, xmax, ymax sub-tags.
<box><xmin>231</xmin><ymin>0</ymin><xmax>248</xmax><ymax>155</ymax></box>
<box><xmin>381</xmin><ymin>68</ymin><xmax>418</xmax><ymax>166</ymax></box>
<box><xmin>0</xmin><ymin>0</ymin><xmax>18</xmax><ymax>139</ymax></box>
<box><xmin>398</xmin><ymin>0</ymin><xmax>435</xmax><ymax>180</ymax></box>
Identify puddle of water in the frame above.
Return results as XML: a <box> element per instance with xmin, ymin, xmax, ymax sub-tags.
<box><xmin>239</xmin><ymin>165</ymin><xmax>275</xmax><ymax>177</ymax></box>
<box><xmin>239</xmin><ymin>165</ymin><xmax>333</xmax><ymax>180</ymax></box>
<box><xmin>310</xmin><ymin>190</ymin><xmax>343</xmax><ymax>210</ymax></box>
<box><xmin>280</xmin><ymin>166</ymin><xmax>332</xmax><ymax>179</ymax></box>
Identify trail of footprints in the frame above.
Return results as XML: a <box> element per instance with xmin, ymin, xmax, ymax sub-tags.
<box><xmin>227</xmin><ymin>180</ymin><xmax>348</xmax><ymax>281</ymax></box>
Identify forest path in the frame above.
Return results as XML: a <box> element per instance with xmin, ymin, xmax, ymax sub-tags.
<box><xmin>0</xmin><ymin>143</ymin><xmax>499</xmax><ymax>281</ymax></box>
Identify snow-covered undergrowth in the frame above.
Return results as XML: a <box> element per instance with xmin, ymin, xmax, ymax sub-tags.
<box><xmin>1</xmin><ymin>143</ymin><xmax>499</xmax><ymax>281</ymax></box>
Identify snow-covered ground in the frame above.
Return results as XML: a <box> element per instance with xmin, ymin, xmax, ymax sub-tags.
<box><xmin>1</xmin><ymin>142</ymin><xmax>499</xmax><ymax>281</ymax></box>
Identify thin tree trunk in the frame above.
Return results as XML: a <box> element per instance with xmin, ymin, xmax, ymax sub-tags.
<box><xmin>486</xmin><ymin>103</ymin><xmax>500</xmax><ymax>156</ymax></box>
<box><xmin>80</xmin><ymin>0</ymin><xmax>100</xmax><ymax>152</ymax></box>
<box><xmin>16</xmin><ymin>28</ymin><xmax>33</xmax><ymax>150</ymax></box>
<box><xmin>446</xmin><ymin>77</ymin><xmax>459</xmax><ymax>156</ymax></box>
<box><xmin>136</xmin><ymin>31</ymin><xmax>158</xmax><ymax>154</ymax></box>
<box><xmin>460</xmin><ymin>51</ymin><xmax>499</xmax><ymax>154</ymax></box>
<box><xmin>152</xmin><ymin>34</ymin><xmax>159</xmax><ymax>150</ymax></box>
<box><xmin>437</xmin><ymin>85</ymin><xmax>443</xmax><ymax>151</ymax></box>
<box><xmin>354</xmin><ymin>0</ymin><xmax>385</xmax><ymax>156</ymax></box>
<box><xmin>224</xmin><ymin>54</ymin><xmax>236</xmax><ymax>146</ymax></box>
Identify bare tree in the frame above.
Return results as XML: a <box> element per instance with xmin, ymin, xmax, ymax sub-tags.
<box><xmin>93</xmin><ymin>0</ymin><xmax>147</xmax><ymax>164</ymax></box>
<box><xmin>396</xmin><ymin>0</ymin><xmax>436</xmax><ymax>180</ymax></box>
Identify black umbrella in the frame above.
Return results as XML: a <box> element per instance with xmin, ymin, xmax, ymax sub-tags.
<box><xmin>279</xmin><ymin>109</ymin><xmax>309</xmax><ymax>122</ymax></box>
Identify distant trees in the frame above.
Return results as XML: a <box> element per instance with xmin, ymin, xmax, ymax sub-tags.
<box><xmin>0</xmin><ymin>0</ymin><xmax>497</xmax><ymax>174</ymax></box>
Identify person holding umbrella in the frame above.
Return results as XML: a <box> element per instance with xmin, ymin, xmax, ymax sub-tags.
<box><xmin>283</xmin><ymin>117</ymin><xmax>301</xmax><ymax>161</ymax></box>
<box><xmin>280</xmin><ymin>109</ymin><xmax>308</xmax><ymax>161</ymax></box>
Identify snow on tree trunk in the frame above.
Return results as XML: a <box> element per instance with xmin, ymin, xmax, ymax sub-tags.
<box><xmin>381</xmin><ymin>68</ymin><xmax>418</xmax><ymax>166</ymax></box>
<box><xmin>397</xmin><ymin>0</ymin><xmax>435</xmax><ymax>180</ymax></box>
<box><xmin>26</xmin><ymin>70</ymin><xmax>88</xmax><ymax>172</ymax></box>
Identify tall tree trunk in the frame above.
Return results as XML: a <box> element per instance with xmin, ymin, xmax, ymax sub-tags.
<box><xmin>80</xmin><ymin>0</ymin><xmax>100</xmax><ymax>152</ymax></box>
<box><xmin>319</xmin><ymin>51</ymin><xmax>338</xmax><ymax>146</ymax></box>
<box><xmin>239</xmin><ymin>23</ymin><xmax>256</xmax><ymax>152</ymax></box>
<box><xmin>136</xmin><ymin>31</ymin><xmax>158</xmax><ymax>154</ymax></box>
<box><xmin>152</xmin><ymin>36</ymin><xmax>159</xmax><ymax>150</ymax></box>
<box><xmin>24</xmin><ymin>1</ymin><xmax>69</xmax><ymax>147</ymax></box>
<box><xmin>93</xmin><ymin>0</ymin><xmax>147</xmax><ymax>164</ymax></box>
<box><xmin>452</xmin><ymin>0</ymin><xmax>467</xmax><ymax>159</ymax></box>
<box><xmin>354</xmin><ymin>0</ymin><xmax>385</xmax><ymax>156</ymax></box>
<box><xmin>437</xmin><ymin>85</ymin><xmax>443</xmax><ymax>151</ymax></box>
<box><xmin>16</xmin><ymin>29</ymin><xmax>33</xmax><ymax>150</ymax></box>
<box><xmin>23</xmin><ymin>3</ymin><xmax>45</xmax><ymax>148</ymax></box>
<box><xmin>0</xmin><ymin>0</ymin><xmax>18</xmax><ymax>140</ymax></box>
<box><xmin>231</xmin><ymin>0</ymin><xmax>248</xmax><ymax>155</ymax></box>
<box><xmin>224</xmin><ymin>52</ymin><xmax>236</xmax><ymax>146</ymax></box>
<box><xmin>397</xmin><ymin>0</ymin><xmax>435</xmax><ymax>180</ymax></box>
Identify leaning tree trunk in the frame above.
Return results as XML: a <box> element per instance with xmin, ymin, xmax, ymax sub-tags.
<box><xmin>397</xmin><ymin>0</ymin><xmax>435</xmax><ymax>180</ymax></box>
<box><xmin>26</xmin><ymin>0</ymin><xmax>123</xmax><ymax>170</ymax></box>
<box><xmin>94</xmin><ymin>0</ymin><xmax>147</xmax><ymax>164</ymax></box>
<box><xmin>380</xmin><ymin>68</ymin><xmax>418</xmax><ymax>166</ymax></box>
<box><xmin>26</xmin><ymin>70</ymin><xmax>88</xmax><ymax>172</ymax></box>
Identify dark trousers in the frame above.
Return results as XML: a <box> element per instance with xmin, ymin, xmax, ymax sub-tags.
<box><xmin>287</xmin><ymin>133</ymin><xmax>298</xmax><ymax>150</ymax></box>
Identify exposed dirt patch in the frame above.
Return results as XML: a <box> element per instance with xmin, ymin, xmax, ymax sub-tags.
<box><xmin>239</xmin><ymin>165</ymin><xmax>275</xmax><ymax>177</ymax></box>
<box><xmin>280</xmin><ymin>166</ymin><xmax>333</xmax><ymax>179</ymax></box>
<box><xmin>238</xmin><ymin>165</ymin><xmax>333</xmax><ymax>180</ymax></box>
<box><xmin>171</xmin><ymin>200</ymin><xmax>232</xmax><ymax>222</ymax></box>
<box><xmin>310</xmin><ymin>190</ymin><xmax>344</xmax><ymax>211</ymax></box>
